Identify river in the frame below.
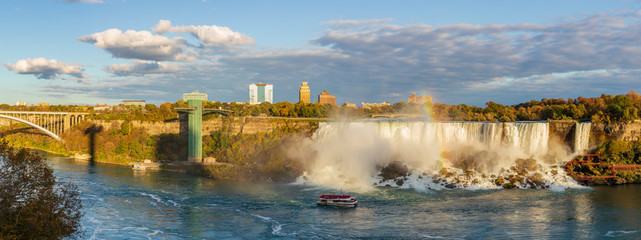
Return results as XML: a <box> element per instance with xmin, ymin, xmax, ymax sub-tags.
<box><xmin>44</xmin><ymin>154</ymin><xmax>641</xmax><ymax>239</ymax></box>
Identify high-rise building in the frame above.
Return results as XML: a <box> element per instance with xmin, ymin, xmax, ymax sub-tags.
<box><xmin>408</xmin><ymin>93</ymin><xmax>432</xmax><ymax>104</ymax></box>
<box><xmin>299</xmin><ymin>82</ymin><xmax>310</xmax><ymax>103</ymax></box>
<box><xmin>318</xmin><ymin>90</ymin><xmax>336</xmax><ymax>105</ymax></box>
<box><xmin>249</xmin><ymin>83</ymin><xmax>273</xmax><ymax>104</ymax></box>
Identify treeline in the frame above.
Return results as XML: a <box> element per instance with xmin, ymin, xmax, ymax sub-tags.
<box><xmin>4</xmin><ymin>91</ymin><xmax>641</xmax><ymax>123</ymax></box>
<box><xmin>432</xmin><ymin>91</ymin><xmax>641</xmax><ymax>123</ymax></box>
<box><xmin>0</xmin><ymin>104</ymin><xmax>87</xmax><ymax>112</ymax></box>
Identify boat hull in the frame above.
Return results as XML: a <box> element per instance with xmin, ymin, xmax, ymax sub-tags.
<box><xmin>317</xmin><ymin>201</ymin><xmax>358</xmax><ymax>207</ymax></box>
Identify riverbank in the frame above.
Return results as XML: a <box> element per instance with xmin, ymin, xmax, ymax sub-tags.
<box><xmin>564</xmin><ymin>141</ymin><xmax>641</xmax><ymax>185</ymax></box>
<box><xmin>0</xmin><ymin>117</ymin><xmax>318</xmax><ymax>182</ymax></box>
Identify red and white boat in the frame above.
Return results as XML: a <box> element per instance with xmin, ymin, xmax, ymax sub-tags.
<box><xmin>317</xmin><ymin>195</ymin><xmax>358</xmax><ymax>207</ymax></box>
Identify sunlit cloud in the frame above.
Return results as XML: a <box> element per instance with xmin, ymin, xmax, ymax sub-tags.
<box><xmin>152</xmin><ymin>20</ymin><xmax>255</xmax><ymax>45</ymax></box>
<box><xmin>78</xmin><ymin>28</ymin><xmax>196</xmax><ymax>61</ymax></box>
<box><xmin>3</xmin><ymin>58</ymin><xmax>88</xmax><ymax>80</ymax></box>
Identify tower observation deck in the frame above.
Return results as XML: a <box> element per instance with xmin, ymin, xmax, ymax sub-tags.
<box><xmin>176</xmin><ymin>91</ymin><xmax>231</xmax><ymax>163</ymax></box>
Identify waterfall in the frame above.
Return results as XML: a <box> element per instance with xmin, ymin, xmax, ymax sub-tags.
<box><xmin>302</xmin><ymin>120</ymin><xmax>580</xmax><ymax>191</ymax></box>
<box><xmin>314</xmin><ymin>121</ymin><xmax>550</xmax><ymax>157</ymax></box>
<box><xmin>574</xmin><ymin>122</ymin><xmax>591</xmax><ymax>154</ymax></box>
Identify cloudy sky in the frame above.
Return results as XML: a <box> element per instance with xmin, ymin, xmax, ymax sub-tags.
<box><xmin>2</xmin><ymin>0</ymin><xmax>641</xmax><ymax>106</ymax></box>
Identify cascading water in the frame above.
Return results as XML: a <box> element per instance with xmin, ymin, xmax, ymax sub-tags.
<box><xmin>299</xmin><ymin>120</ymin><xmax>582</xmax><ymax>192</ymax></box>
<box><xmin>574</xmin><ymin>122</ymin><xmax>592</xmax><ymax>154</ymax></box>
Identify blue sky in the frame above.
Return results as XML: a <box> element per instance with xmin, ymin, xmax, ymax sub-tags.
<box><xmin>2</xmin><ymin>0</ymin><xmax>641</xmax><ymax>106</ymax></box>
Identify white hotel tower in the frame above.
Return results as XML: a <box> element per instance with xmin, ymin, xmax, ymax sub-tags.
<box><xmin>249</xmin><ymin>83</ymin><xmax>273</xmax><ymax>104</ymax></box>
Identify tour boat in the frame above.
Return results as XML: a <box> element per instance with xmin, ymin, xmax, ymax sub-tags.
<box><xmin>317</xmin><ymin>195</ymin><xmax>358</xmax><ymax>207</ymax></box>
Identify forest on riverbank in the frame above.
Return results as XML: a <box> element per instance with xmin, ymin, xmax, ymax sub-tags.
<box><xmin>2</xmin><ymin>91</ymin><xmax>641</xmax><ymax>123</ymax></box>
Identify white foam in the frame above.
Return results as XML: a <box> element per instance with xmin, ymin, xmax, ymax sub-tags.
<box><xmin>420</xmin><ymin>234</ymin><xmax>464</xmax><ymax>240</ymax></box>
<box><xmin>605</xmin><ymin>230</ymin><xmax>638</xmax><ymax>237</ymax></box>
<box><xmin>140</xmin><ymin>192</ymin><xmax>163</xmax><ymax>204</ymax></box>
<box><xmin>167</xmin><ymin>200</ymin><xmax>180</xmax><ymax>207</ymax></box>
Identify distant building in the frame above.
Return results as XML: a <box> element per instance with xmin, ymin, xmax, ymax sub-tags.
<box><xmin>318</xmin><ymin>90</ymin><xmax>336</xmax><ymax>105</ymax></box>
<box><xmin>15</xmin><ymin>101</ymin><xmax>27</xmax><ymax>106</ymax></box>
<box><xmin>93</xmin><ymin>104</ymin><xmax>111</xmax><ymax>111</ymax></box>
<box><xmin>249</xmin><ymin>83</ymin><xmax>273</xmax><ymax>105</ymax></box>
<box><xmin>408</xmin><ymin>93</ymin><xmax>432</xmax><ymax>104</ymax></box>
<box><xmin>361</xmin><ymin>102</ymin><xmax>390</xmax><ymax>109</ymax></box>
<box><xmin>122</xmin><ymin>100</ymin><xmax>145</xmax><ymax>108</ymax></box>
<box><xmin>343</xmin><ymin>102</ymin><xmax>357</xmax><ymax>108</ymax></box>
<box><xmin>299</xmin><ymin>82</ymin><xmax>310</xmax><ymax>103</ymax></box>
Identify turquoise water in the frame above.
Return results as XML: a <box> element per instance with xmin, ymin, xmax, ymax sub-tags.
<box><xmin>47</xmin><ymin>155</ymin><xmax>641</xmax><ymax>239</ymax></box>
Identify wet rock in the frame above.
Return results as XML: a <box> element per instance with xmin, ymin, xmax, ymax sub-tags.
<box><xmin>444</xmin><ymin>183</ymin><xmax>457</xmax><ymax>189</ymax></box>
<box><xmin>379</xmin><ymin>161</ymin><xmax>410</xmax><ymax>181</ymax></box>
<box><xmin>396</xmin><ymin>179</ymin><xmax>405</xmax><ymax>186</ymax></box>
<box><xmin>494</xmin><ymin>177</ymin><xmax>505</xmax><ymax>186</ymax></box>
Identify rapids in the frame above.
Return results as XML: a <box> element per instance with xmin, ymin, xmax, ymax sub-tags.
<box><xmin>298</xmin><ymin>120</ymin><xmax>591</xmax><ymax>191</ymax></box>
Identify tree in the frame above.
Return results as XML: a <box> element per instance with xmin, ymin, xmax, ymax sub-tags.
<box><xmin>0</xmin><ymin>141</ymin><xmax>82</xmax><ymax>239</ymax></box>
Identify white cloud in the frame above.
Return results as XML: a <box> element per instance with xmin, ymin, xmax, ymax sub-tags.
<box><xmin>67</xmin><ymin>0</ymin><xmax>103</xmax><ymax>3</ymax></box>
<box><xmin>105</xmin><ymin>60</ymin><xmax>181</xmax><ymax>76</ymax></box>
<box><xmin>47</xmin><ymin>12</ymin><xmax>641</xmax><ymax>105</ymax></box>
<box><xmin>152</xmin><ymin>20</ymin><xmax>255</xmax><ymax>45</ymax></box>
<box><xmin>78</xmin><ymin>28</ymin><xmax>196</xmax><ymax>61</ymax></box>
<box><xmin>3</xmin><ymin>58</ymin><xmax>88</xmax><ymax>80</ymax></box>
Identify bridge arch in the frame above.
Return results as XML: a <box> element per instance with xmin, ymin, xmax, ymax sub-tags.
<box><xmin>0</xmin><ymin>114</ymin><xmax>61</xmax><ymax>141</ymax></box>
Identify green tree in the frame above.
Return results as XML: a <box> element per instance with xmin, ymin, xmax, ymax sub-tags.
<box><xmin>0</xmin><ymin>141</ymin><xmax>83</xmax><ymax>239</ymax></box>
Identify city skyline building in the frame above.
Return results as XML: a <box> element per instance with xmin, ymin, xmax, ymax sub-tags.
<box><xmin>299</xmin><ymin>82</ymin><xmax>310</xmax><ymax>103</ymax></box>
<box><xmin>318</xmin><ymin>90</ymin><xmax>336</xmax><ymax>105</ymax></box>
<box><xmin>249</xmin><ymin>83</ymin><xmax>273</xmax><ymax>105</ymax></box>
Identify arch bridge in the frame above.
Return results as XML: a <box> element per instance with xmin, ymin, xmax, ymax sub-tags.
<box><xmin>0</xmin><ymin>111</ymin><xmax>89</xmax><ymax>141</ymax></box>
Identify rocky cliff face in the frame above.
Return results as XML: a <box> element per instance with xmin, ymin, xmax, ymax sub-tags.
<box><xmin>548</xmin><ymin>120</ymin><xmax>577</xmax><ymax>150</ymax></box>
<box><xmin>86</xmin><ymin>116</ymin><xmax>318</xmax><ymax>136</ymax></box>
<box><xmin>547</xmin><ymin>120</ymin><xmax>641</xmax><ymax>152</ymax></box>
<box><xmin>591</xmin><ymin>121</ymin><xmax>641</xmax><ymax>142</ymax></box>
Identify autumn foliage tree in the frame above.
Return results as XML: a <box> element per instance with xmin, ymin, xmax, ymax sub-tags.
<box><xmin>0</xmin><ymin>141</ymin><xmax>83</xmax><ymax>239</ymax></box>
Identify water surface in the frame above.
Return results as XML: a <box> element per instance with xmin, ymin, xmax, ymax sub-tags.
<box><xmin>46</xmin><ymin>155</ymin><xmax>641</xmax><ymax>239</ymax></box>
